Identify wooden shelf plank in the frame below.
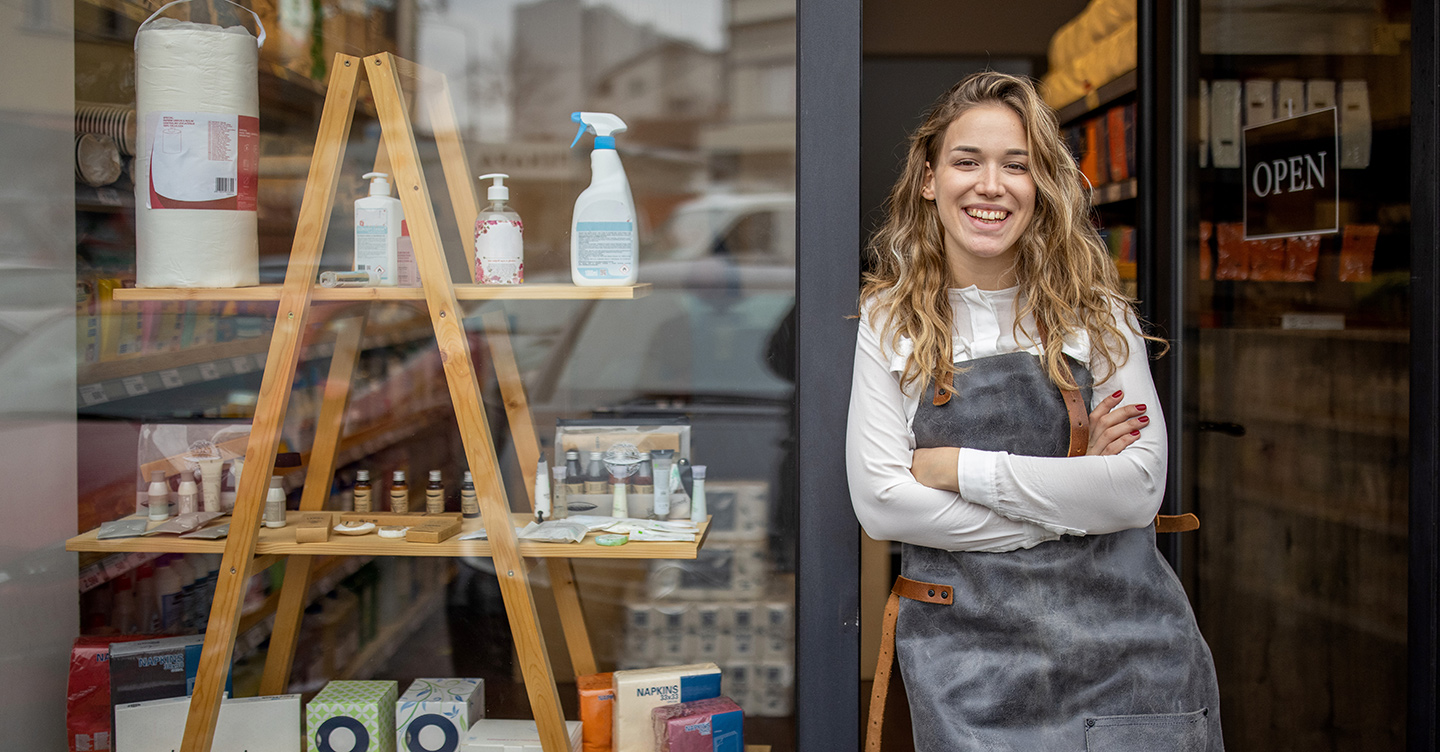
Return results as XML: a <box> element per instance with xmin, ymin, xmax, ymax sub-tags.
<box><xmin>114</xmin><ymin>283</ymin><xmax>652</xmax><ymax>302</ymax></box>
<box><xmin>68</xmin><ymin>512</ymin><xmax>711</xmax><ymax>560</ymax></box>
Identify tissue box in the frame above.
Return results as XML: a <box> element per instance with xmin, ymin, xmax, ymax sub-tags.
<box><xmin>612</xmin><ymin>663</ymin><xmax>721</xmax><ymax>752</ymax></box>
<box><xmin>460</xmin><ymin>719</ymin><xmax>582</xmax><ymax>751</ymax></box>
<box><xmin>397</xmin><ymin>678</ymin><xmax>484</xmax><ymax>752</ymax></box>
<box><xmin>114</xmin><ymin>694</ymin><xmax>302</xmax><ymax>751</ymax></box>
<box><xmin>652</xmin><ymin>696</ymin><xmax>744</xmax><ymax>752</ymax></box>
<box><xmin>308</xmin><ymin>680</ymin><xmax>399</xmax><ymax>752</ymax></box>
<box><xmin>695</xmin><ymin>603</ymin><xmax>729</xmax><ymax>663</ymax></box>
<box><xmin>576</xmin><ymin>673</ymin><xmax>614</xmax><ymax>752</ymax></box>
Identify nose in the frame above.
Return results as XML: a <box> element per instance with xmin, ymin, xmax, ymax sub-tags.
<box><xmin>977</xmin><ymin>164</ymin><xmax>1005</xmax><ymax>196</ymax></box>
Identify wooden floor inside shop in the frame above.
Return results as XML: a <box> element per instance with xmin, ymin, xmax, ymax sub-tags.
<box><xmin>371</xmin><ymin>574</ymin><xmax>796</xmax><ymax>752</ymax></box>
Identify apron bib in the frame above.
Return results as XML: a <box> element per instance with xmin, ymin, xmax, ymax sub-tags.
<box><xmin>893</xmin><ymin>351</ymin><xmax>1223</xmax><ymax>752</ymax></box>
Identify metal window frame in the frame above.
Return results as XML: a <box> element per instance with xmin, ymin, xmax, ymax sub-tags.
<box><xmin>796</xmin><ymin>0</ymin><xmax>862</xmax><ymax>749</ymax></box>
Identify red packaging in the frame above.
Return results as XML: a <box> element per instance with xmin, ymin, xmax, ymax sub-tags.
<box><xmin>578</xmin><ymin>671</ymin><xmax>615</xmax><ymax>752</ymax></box>
<box><xmin>1215</xmin><ymin>223</ymin><xmax>1248</xmax><ymax>280</ymax></box>
<box><xmin>1284</xmin><ymin>235</ymin><xmax>1321</xmax><ymax>281</ymax></box>
<box><xmin>1106</xmin><ymin>106</ymin><xmax>1129</xmax><ymax>181</ymax></box>
<box><xmin>1198</xmin><ymin>221</ymin><xmax>1214</xmax><ymax>280</ymax></box>
<box><xmin>67</xmin><ymin>635</ymin><xmax>149</xmax><ymax>752</ymax></box>
<box><xmin>652</xmin><ymin>696</ymin><xmax>744</xmax><ymax>752</ymax></box>
<box><xmin>1246</xmin><ymin>236</ymin><xmax>1287</xmax><ymax>281</ymax></box>
<box><xmin>1340</xmin><ymin>224</ymin><xmax>1380</xmax><ymax>282</ymax></box>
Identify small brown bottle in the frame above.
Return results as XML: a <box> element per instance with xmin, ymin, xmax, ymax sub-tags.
<box><xmin>564</xmin><ymin>450</ymin><xmax>586</xmax><ymax>497</ymax></box>
<box><xmin>584</xmin><ymin>451</ymin><xmax>608</xmax><ymax>495</ymax></box>
<box><xmin>353</xmin><ymin>470</ymin><xmax>373</xmax><ymax>513</ymax></box>
<box><xmin>389</xmin><ymin>470</ymin><xmax>409</xmax><ymax>514</ymax></box>
<box><xmin>426</xmin><ymin>470</ymin><xmax>445</xmax><ymax>514</ymax></box>
<box><xmin>632</xmin><ymin>452</ymin><xmax>654</xmax><ymax>494</ymax></box>
<box><xmin>460</xmin><ymin>471</ymin><xmax>480</xmax><ymax>519</ymax></box>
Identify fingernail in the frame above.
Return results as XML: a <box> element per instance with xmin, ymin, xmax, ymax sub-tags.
<box><xmin>1112</xmin><ymin>390</ymin><xmax>1123</xmax><ymax>399</ymax></box>
<box><xmin>1131</xmin><ymin>430</ymin><xmax>1141</xmax><ymax>436</ymax></box>
<box><xmin>1138</xmin><ymin>415</ymin><xmax>1149</xmax><ymax>423</ymax></box>
<box><xmin>1136</xmin><ymin>404</ymin><xmax>1147</xmax><ymax>411</ymax></box>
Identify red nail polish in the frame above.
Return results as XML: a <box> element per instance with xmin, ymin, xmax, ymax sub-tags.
<box><xmin>1136</xmin><ymin>404</ymin><xmax>1147</xmax><ymax>411</ymax></box>
<box><xmin>1131</xmin><ymin>430</ymin><xmax>1140</xmax><ymax>436</ymax></box>
<box><xmin>1112</xmin><ymin>390</ymin><xmax>1123</xmax><ymax>399</ymax></box>
<box><xmin>1138</xmin><ymin>416</ymin><xmax>1149</xmax><ymax>423</ymax></box>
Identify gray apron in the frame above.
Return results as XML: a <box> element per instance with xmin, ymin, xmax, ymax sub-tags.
<box><xmin>897</xmin><ymin>351</ymin><xmax>1223</xmax><ymax>752</ymax></box>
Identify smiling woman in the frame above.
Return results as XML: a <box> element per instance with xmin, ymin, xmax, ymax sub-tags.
<box><xmin>848</xmin><ymin>71</ymin><xmax>1223</xmax><ymax>751</ymax></box>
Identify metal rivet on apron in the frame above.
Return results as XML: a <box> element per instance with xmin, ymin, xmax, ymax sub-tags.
<box><xmin>1086</xmin><ymin>719</ymin><xmax>1096</xmax><ymax>728</ymax></box>
<box><xmin>941</xmin><ymin>591</ymin><xmax>949</xmax><ymax>599</ymax></box>
<box><xmin>928</xmin><ymin>589</ymin><xmax>935</xmax><ymax>597</ymax></box>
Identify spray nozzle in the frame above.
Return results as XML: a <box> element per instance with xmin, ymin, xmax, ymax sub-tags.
<box><xmin>362</xmin><ymin>172</ymin><xmax>392</xmax><ymax>197</ymax></box>
<box><xmin>478</xmin><ymin>173</ymin><xmax>510</xmax><ymax>202</ymax></box>
<box><xmin>569</xmin><ymin>112</ymin><xmax>628</xmax><ymax>149</ymax></box>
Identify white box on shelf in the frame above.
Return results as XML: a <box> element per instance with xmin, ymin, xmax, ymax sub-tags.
<box><xmin>654</xmin><ymin>603</ymin><xmax>696</xmax><ymax>664</ymax></box>
<box><xmin>729</xmin><ymin>602</ymin><xmax>760</xmax><ymax>661</ymax></box>
<box><xmin>114</xmin><ymin>694</ymin><xmax>301</xmax><ymax>752</ymax></box>
<box><xmin>695</xmin><ymin>602</ymin><xmax>730</xmax><ymax>663</ymax></box>
<box><xmin>647</xmin><ymin>542</ymin><xmax>766</xmax><ymax>601</ymax></box>
<box><xmin>755</xmin><ymin>660</ymin><xmax>795</xmax><ymax>718</ymax></box>
<box><xmin>460</xmin><ymin>719</ymin><xmax>581</xmax><ymax>751</ymax></box>
<box><xmin>623</xmin><ymin>600</ymin><xmax>656</xmax><ymax>666</ymax></box>
<box><xmin>721</xmin><ymin>663</ymin><xmax>756</xmax><ymax>715</ymax></box>
<box><xmin>701</xmin><ymin>481</ymin><xmax>768</xmax><ymax>542</ymax></box>
<box><xmin>396</xmin><ymin>678</ymin><xmax>485</xmax><ymax>752</ymax></box>
<box><xmin>761</xmin><ymin>599</ymin><xmax>794</xmax><ymax>661</ymax></box>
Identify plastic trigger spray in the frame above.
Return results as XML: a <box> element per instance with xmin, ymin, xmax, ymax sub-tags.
<box><xmin>568</xmin><ymin>112</ymin><xmax>638</xmax><ymax>286</ymax></box>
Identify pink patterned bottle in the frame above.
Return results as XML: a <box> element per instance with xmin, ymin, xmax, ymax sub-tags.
<box><xmin>474</xmin><ymin>173</ymin><xmax>524</xmax><ymax>284</ymax></box>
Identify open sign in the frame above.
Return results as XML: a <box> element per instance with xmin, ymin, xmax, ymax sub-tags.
<box><xmin>1243</xmin><ymin>108</ymin><xmax>1339</xmax><ymax>240</ymax></box>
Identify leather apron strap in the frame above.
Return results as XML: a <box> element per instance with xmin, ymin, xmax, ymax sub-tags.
<box><xmin>867</xmin><ymin>576</ymin><xmax>952</xmax><ymax>752</ymax></box>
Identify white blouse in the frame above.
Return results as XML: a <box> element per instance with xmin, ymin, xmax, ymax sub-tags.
<box><xmin>846</xmin><ymin>286</ymin><xmax>1168</xmax><ymax>553</ymax></box>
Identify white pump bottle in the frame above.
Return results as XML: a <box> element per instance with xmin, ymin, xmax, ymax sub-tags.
<box><xmin>354</xmin><ymin>171</ymin><xmax>404</xmax><ymax>286</ymax></box>
<box><xmin>474</xmin><ymin>173</ymin><xmax>525</xmax><ymax>284</ymax></box>
<box><xmin>569</xmin><ymin>112</ymin><xmax>638</xmax><ymax>286</ymax></box>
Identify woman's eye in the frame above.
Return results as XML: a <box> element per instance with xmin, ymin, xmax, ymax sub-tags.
<box><xmin>1006</xmin><ymin>163</ymin><xmax>1029</xmax><ymax>172</ymax></box>
<box><xmin>954</xmin><ymin>159</ymin><xmax>977</xmax><ymax>168</ymax></box>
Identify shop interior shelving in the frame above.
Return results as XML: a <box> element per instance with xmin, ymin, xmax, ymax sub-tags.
<box><xmin>65</xmin><ymin>52</ymin><xmax>694</xmax><ymax>752</ymax></box>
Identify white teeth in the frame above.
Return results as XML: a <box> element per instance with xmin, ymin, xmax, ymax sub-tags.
<box><xmin>966</xmin><ymin>208</ymin><xmax>1008</xmax><ymax>221</ymax></box>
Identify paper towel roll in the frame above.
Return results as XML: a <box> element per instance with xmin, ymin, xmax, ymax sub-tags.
<box><xmin>135</xmin><ymin>15</ymin><xmax>260</xmax><ymax>288</ymax></box>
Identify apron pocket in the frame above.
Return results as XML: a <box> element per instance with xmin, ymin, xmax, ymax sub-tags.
<box><xmin>1084</xmin><ymin>708</ymin><xmax>1209</xmax><ymax>752</ymax></box>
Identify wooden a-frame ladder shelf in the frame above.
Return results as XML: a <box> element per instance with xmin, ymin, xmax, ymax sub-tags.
<box><xmin>65</xmin><ymin>52</ymin><xmax>683</xmax><ymax>752</ymax></box>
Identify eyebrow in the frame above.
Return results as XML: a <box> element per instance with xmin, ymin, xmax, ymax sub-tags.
<box><xmin>951</xmin><ymin>145</ymin><xmax>1030</xmax><ymax>156</ymax></box>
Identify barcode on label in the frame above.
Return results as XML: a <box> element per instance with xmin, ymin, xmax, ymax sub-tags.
<box><xmin>215</xmin><ymin>177</ymin><xmax>235</xmax><ymax>193</ymax></box>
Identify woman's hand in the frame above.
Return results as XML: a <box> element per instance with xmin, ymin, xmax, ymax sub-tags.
<box><xmin>910</xmin><ymin>446</ymin><xmax>960</xmax><ymax>492</ymax></box>
<box><xmin>1087</xmin><ymin>389</ymin><xmax>1150</xmax><ymax>456</ymax></box>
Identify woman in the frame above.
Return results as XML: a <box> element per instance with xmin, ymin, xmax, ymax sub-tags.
<box><xmin>847</xmin><ymin>71</ymin><xmax>1222</xmax><ymax>751</ymax></box>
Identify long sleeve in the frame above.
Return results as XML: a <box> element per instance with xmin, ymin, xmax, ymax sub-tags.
<box><xmin>954</xmin><ymin>309</ymin><xmax>1168</xmax><ymax>536</ymax></box>
<box><xmin>846</xmin><ymin>307</ymin><xmax>1056</xmax><ymax>552</ymax></box>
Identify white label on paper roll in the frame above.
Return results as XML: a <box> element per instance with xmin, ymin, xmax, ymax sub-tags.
<box><xmin>145</xmin><ymin>111</ymin><xmax>258</xmax><ymax>211</ymax></box>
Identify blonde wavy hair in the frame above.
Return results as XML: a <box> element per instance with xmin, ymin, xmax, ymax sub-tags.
<box><xmin>861</xmin><ymin>70</ymin><xmax>1160</xmax><ymax>394</ymax></box>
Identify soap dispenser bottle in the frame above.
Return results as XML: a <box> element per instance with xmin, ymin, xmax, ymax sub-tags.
<box><xmin>354</xmin><ymin>171</ymin><xmax>404</xmax><ymax>286</ymax></box>
<box><xmin>568</xmin><ymin>112</ymin><xmax>638</xmax><ymax>286</ymax></box>
<box><xmin>474</xmin><ymin>173</ymin><xmax>524</xmax><ymax>284</ymax></box>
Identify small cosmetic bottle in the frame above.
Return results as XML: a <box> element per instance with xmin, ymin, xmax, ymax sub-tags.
<box><xmin>390</xmin><ymin>470</ymin><xmax>409</xmax><ymax>514</ymax></box>
<box><xmin>147</xmin><ymin>470</ymin><xmax>170</xmax><ymax>521</ymax></box>
<box><xmin>426</xmin><ymin>470</ymin><xmax>445</xmax><ymax>514</ymax></box>
<box><xmin>353</xmin><ymin>470</ymin><xmax>372</xmax><ymax>513</ymax></box>
<box><xmin>264</xmin><ymin>476</ymin><xmax>287</xmax><ymax>528</ymax></box>
<box><xmin>690</xmin><ymin>465</ymin><xmax>708</xmax><ymax>525</ymax></box>
<box><xmin>461</xmin><ymin>471</ymin><xmax>480</xmax><ymax>519</ymax></box>
<box><xmin>551</xmin><ymin>465</ymin><xmax>568</xmax><ymax>520</ymax></box>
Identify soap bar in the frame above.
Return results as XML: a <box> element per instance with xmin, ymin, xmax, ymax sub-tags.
<box><xmin>295</xmin><ymin>512</ymin><xmax>337</xmax><ymax>543</ymax></box>
<box><xmin>612</xmin><ymin>663</ymin><xmax>721</xmax><ymax>752</ymax></box>
<box><xmin>577</xmin><ymin>672</ymin><xmax>614</xmax><ymax>752</ymax></box>
<box><xmin>652</xmin><ymin>696</ymin><xmax>744</xmax><ymax>752</ymax></box>
<box><xmin>406</xmin><ymin>518</ymin><xmax>462</xmax><ymax>544</ymax></box>
<box><xmin>342</xmin><ymin>511</ymin><xmax>462</xmax><ymax>527</ymax></box>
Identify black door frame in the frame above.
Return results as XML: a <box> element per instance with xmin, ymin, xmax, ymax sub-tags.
<box><xmin>795</xmin><ymin>0</ymin><xmax>862</xmax><ymax>749</ymax></box>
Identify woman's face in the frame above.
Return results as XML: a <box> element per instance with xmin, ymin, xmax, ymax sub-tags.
<box><xmin>922</xmin><ymin>104</ymin><xmax>1036</xmax><ymax>287</ymax></box>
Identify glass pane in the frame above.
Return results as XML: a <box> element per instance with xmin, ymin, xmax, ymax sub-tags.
<box><xmin>1188</xmin><ymin>2</ymin><xmax>1411</xmax><ymax>747</ymax></box>
<box><xmin>66</xmin><ymin>0</ymin><xmax>795</xmax><ymax>748</ymax></box>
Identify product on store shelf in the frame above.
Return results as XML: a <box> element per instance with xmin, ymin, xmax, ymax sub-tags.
<box><xmin>308</xmin><ymin>680</ymin><xmax>399</xmax><ymax>752</ymax></box>
<box><xmin>651</xmin><ymin>696</ymin><xmax>744</xmax><ymax>752</ymax></box>
<box><xmin>460</xmin><ymin>719</ymin><xmax>582</xmax><ymax>751</ymax></box>
<box><xmin>1340</xmin><ymin>224</ymin><xmax>1380</xmax><ymax>282</ymax></box>
<box><xmin>133</xmin><ymin>1</ymin><xmax>261</xmax><ymax>288</ymax></box>
<box><xmin>115</xmin><ymin>694</ymin><xmax>301</xmax><ymax>752</ymax></box>
<box><xmin>611</xmin><ymin>663</ymin><xmax>721</xmax><ymax>752</ymax></box>
<box><xmin>1284</xmin><ymin>234</ymin><xmax>1321</xmax><ymax>281</ymax></box>
<box><xmin>396</xmin><ymin>678</ymin><xmax>485</xmax><ymax>752</ymax></box>
<box><xmin>577</xmin><ymin>672</ymin><xmax>614</xmax><ymax>752</ymax></box>
<box><xmin>474</xmin><ymin>173</ymin><xmax>525</xmax><ymax>285</ymax></box>
<box><xmin>355</xmin><ymin>172</ymin><xmax>406</xmax><ymax>286</ymax></box>
<box><xmin>1215</xmin><ymin>223</ymin><xmax>1249</xmax><ymax>280</ymax></box>
<box><xmin>109</xmin><ymin>635</ymin><xmax>232</xmax><ymax>716</ymax></box>
<box><xmin>66</xmin><ymin>636</ymin><xmax>149</xmax><ymax>752</ymax></box>
<box><xmin>569</xmin><ymin>112</ymin><xmax>638</xmax><ymax>286</ymax></box>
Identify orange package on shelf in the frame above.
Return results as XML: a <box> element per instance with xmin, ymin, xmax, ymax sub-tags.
<box><xmin>1198</xmin><ymin>221</ymin><xmax>1214</xmax><ymax>280</ymax></box>
<box><xmin>578</xmin><ymin>671</ymin><xmax>615</xmax><ymax>752</ymax></box>
<box><xmin>1284</xmin><ymin>235</ymin><xmax>1321</xmax><ymax>281</ymax></box>
<box><xmin>1246</xmin><ymin>236</ymin><xmax>1287</xmax><ymax>281</ymax></box>
<box><xmin>1340</xmin><ymin>224</ymin><xmax>1380</xmax><ymax>282</ymax></box>
<box><xmin>1081</xmin><ymin>117</ymin><xmax>1107</xmax><ymax>188</ymax></box>
<box><xmin>1215</xmin><ymin>223</ymin><xmax>1248</xmax><ymax>280</ymax></box>
<box><xmin>1106</xmin><ymin>106</ymin><xmax>1129</xmax><ymax>181</ymax></box>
